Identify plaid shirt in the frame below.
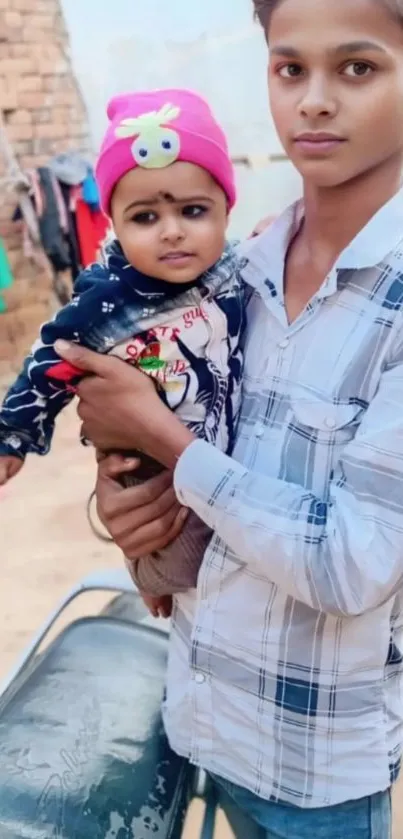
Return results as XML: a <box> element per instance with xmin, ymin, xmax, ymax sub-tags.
<box><xmin>164</xmin><ymin>189</ymin><xmax>403</xmax><ymax>808</ymax></box>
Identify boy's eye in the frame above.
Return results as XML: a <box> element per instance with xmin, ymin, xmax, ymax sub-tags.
<box><xmin>182</xmin><ymin>204</ymin><xmax>208</xmax><ymax>218</ymax></box>
<box><xmin>132</xmin><ymin>211</ymin><xmax>157</xmax><ymax>224</ymax></box>
<box><xmin>278</xmin><ymin>63</ymin><xmax>303</xmax><ymax>79</ymax></box>
<box><xmin>342</xmin><ymin>61</ymin><xmax>373</xmax><ymax>78</ymax></box>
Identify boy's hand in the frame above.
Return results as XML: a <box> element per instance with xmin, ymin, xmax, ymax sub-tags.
<box><xmin>96</xmin><ymin>455</ymin><xmax>188</xmax><ymax>559</ymax></box>
<box><xmin>0</xmin><ymin>455</ymin><xmax>24</xmax><ymax>485</ymax></box>
<box><xmin>55</xmin><ymin>340</ymin><xmax>195</xmax><ymax>468</ymax></box>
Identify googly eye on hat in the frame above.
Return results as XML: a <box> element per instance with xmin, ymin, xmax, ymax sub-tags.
<box><xmin>115</xmin><ymin>103</ymin><xmax>181</xmax><ymax>169</ymax></box>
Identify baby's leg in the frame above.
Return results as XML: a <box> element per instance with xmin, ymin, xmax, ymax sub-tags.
<box><xmin>126</xmin><ymin>511</ymin><xmax>212</xmax><ymax>595</ymax></box>
<box><xmin>140</xmin><ymin>592</ymin><xmax>173</xmax><ymax>619</ymax></box>
<box><xmin>119</xmin><ymin>451</ymin><xmax>213</xmax><ymax>595</ymax></box>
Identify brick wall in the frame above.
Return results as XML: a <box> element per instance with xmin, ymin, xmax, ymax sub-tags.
<box><xmin>0</xmin><ymin>0</ymin><xmax>91</xmax><ymax>381</ymax></box>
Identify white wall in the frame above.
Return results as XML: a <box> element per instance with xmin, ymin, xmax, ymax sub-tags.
<box><xmin>61</xmin><ymin>0</ymin><xmax>301</xmax><ymax>236</ymax></box>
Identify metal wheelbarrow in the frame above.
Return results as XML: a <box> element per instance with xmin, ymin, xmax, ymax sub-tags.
<box><xmin>0</xmin><ymin>568</ymin><xmax>218</xmax><ymax>838</ymax></box>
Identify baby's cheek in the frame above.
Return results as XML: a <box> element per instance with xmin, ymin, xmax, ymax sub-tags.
<box><xmin>198</xmin><ymin>220</ymin><xmax>226</xmax><ymax>263</ymax></box>
<box><xmin>122</xmin><ymin>232</ymin><xmax>158</xmax><ymax>273</ymax></box>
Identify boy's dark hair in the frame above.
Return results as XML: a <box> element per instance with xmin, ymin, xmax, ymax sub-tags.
<box><xmin>252</xmin><ymin>0</ymin><xmax>403</xmax><ymax>31</ymax></box>
<box><xmin>252</xmin><ymin>0</ymin><xmax>275</xmax><ymax>30</ymax></box>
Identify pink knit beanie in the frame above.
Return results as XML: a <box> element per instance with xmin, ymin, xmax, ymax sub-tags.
<box><xmin>95</xmin><ymin>88</ymin><xmax>236</xmax><ymax>214</ymax></box>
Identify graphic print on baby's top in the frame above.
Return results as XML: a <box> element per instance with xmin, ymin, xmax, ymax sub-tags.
<box><xmin>110</xmin><ymin>296</ymin><xmax>224</xmax><ymax>420</ymax></box>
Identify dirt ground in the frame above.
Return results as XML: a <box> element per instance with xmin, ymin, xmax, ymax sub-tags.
<box><xmin>0</xmin><ymin>405</ymin><xmax>401</xmax><ymax>837</ymax></box>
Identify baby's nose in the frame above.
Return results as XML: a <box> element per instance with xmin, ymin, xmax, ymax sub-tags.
<box><xmin>160</xmin><ymin>217</ymin><xmax>185</xmax><ymax>241</ymax></box>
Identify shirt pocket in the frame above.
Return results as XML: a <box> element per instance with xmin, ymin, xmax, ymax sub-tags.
<box><xmin>290</xmin><ymin>397</ymin><xmax>365</xmax><ymax>443</ymax></box>
<box><xmin>288</xmin><ymin>396</ymin><xmax>365</xmax><ymax>495</ymax></box>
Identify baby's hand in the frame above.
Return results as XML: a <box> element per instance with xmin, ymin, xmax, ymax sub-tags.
<box><xmin>141</xmin><ymin>593</ymin><xmax>173</xmax><ymax>619</ymax></box>
<box><xmin>0</xmin><ymin>455</ymin><xmax>24</xmax><ymax>486</ymax></box>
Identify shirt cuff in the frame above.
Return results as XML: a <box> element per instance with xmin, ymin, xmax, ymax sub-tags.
<box><xmin>174</xmin><ymin>439</ymin><xmax>248</xmax><ymax>529</ymax></box>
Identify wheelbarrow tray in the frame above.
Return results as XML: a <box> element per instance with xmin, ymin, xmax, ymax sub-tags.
<box><xmin>0</xmin><ymin>570</ymin><xmax>198</xmax><ymax>839</ymax></box>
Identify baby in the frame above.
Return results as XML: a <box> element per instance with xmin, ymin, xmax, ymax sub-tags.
<box><xmin>0</xmin><ymin>89</ymin><xmax>244</xmax><ymax>616</ymax></box>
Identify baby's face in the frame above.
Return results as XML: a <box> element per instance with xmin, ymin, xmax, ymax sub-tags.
<box><xmin>110</xmin><ymin>161</ymin><xmax>229</xmax><ymax>283</ymax></box>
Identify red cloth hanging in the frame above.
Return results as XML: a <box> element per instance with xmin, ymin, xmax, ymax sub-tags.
<box><xmin>73</xmin><ymin>187</ymin><xmax>110</xmax><ymax>267</ymax></box>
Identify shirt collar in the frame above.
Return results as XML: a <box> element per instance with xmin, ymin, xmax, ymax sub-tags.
<box><xmin>239</xmin><ymin>186</ymin><xmax>403</xmax><ymax>295</ymax></box>
<box><xmin>336</xmin><ymin>186</ymin><xmax>403</xmax><ymax>269</ymax></box>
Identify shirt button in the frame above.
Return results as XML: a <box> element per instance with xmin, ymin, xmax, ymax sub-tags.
<box><xmin>278</xmin><ymin>338</ymin><xmax>290</xmax><ymax>349</ymax></box>
<box><xmin>194</xmin><ymin>672</ymin><xmax>205</xmax><ymax>685</ymax></box>
<box><xmin>254</xmin><ymin>423</ymin><xmax>265</xmax><ymax>438</ymax></box>
<box><xmin>325</xmin><ymin>417</ymin><xmax>337</xmax><ymax>429</ymax></box>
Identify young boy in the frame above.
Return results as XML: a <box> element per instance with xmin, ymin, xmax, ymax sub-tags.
<box><xmin>75</xmin><ymin>0</ymin><xmax>403</xmax><ymax>836</ymax></box>
<box><xmin>0</xmin><ymin>89</ymin><xmax>244</xmax><ymax>617</ymax></box>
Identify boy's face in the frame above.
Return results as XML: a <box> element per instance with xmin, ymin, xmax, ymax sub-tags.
<box><xmin>110</xmin><ymin>162</ymin><xmax>228</xmax><ymax>283</ymax></box>
<box><xmin>268</xmin><ymin>0</ymin><xmax>403</xmax><ymax>188</ymax></box>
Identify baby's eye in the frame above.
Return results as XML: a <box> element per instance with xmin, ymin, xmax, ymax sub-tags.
<box><xmin>182</xmin><ymin>205</ymin><xmax>208</xmax><ymax>218</ymax></box>
<box><xmin>132</xmin><ymin>211</ymin><xmax>157</xmax><ymax>225</ymax></box>
<box><xmin>277</xmin><ymin>63</ymin><xmax>303</xmax><ymax>79</ymax></box>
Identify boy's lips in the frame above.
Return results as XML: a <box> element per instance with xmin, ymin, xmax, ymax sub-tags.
<box><xmin>159</xmin><ymin>251</ymin><xmax>196</xmax><ymax>265</ymax></box>
<box><xmin>293</xmin><ymin>132</ymin><xmax>346</xmax><ymax>153</ymax></box>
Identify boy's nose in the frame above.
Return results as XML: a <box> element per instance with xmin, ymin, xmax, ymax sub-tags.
<box><xmin>298</xmin><ymin>77</ymin><xmax>337</xmax><ymax>120</ymax></box>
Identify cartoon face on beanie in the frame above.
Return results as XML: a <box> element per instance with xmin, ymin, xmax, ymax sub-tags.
<box><xmin>115</xmin><ymin>103</ymin><xmax>181</xmax><ymax>169</ymax></box>
<box><xmin>95</xmin><ymin>88</ymin><xmax>236</xmax><ymax>215</ymax></box>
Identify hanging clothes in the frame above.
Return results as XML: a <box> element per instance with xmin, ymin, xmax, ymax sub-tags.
<box><xmin>48</xmin><ymin>152</ymin><xmax>89</xmax><ymax>187</ymax></box>
<box><xmin>12</xmin><ymin>168</ymin><xmax>72</xmax><ymax>274</ymax></box>
<box><xmin>81</xmin><ymin>168</ymin><xmax>100</xmax><ymax>208</ymax></box>
<box><xmin>48</xmin><ymin>154</ymin><xmax>105</xmax><ymax>278</ymax></box>
<box><xmin>71</xmin><ymin>186</ymin><xmax>110</xmax><ymax>268</ymax></box>
<box><xmin>9</xmin><ymin>157</ymin><xmax>109</xmax><ymax>301</ymax></box>
<box><xmin>58</xmin><ymin>181</ymin><xmax>81</xmax><ymax>281</ymax></box>
<box><xmin>0</xmin><ymin>239</ymin><xmax>14</xmax><ymax>313</ymax></box>
<box><xmin>36</xmin><ymin>167</ymin><xmax>71</xmax><ymax>272</ymax></box>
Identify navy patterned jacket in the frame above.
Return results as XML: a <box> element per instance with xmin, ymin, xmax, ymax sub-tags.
<box><xmin>0</xmin><ymin>240</ymin><xmax>245</xmax><ymax>460</ymax></box>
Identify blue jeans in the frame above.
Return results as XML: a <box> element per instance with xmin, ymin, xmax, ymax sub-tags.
<box><xmin>211</xmin><ymin>775</ymin><xmax>392</xmax><ymax>839</ymax></box>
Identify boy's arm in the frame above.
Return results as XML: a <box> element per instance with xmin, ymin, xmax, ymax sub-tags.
<box><xmin>174</xmin><ymin>315</ymin><xmax>403</xmax><ymax>617</ymax></box>
<box><xmin>0</xmin><ymin>264</ymin><xmax>107</xmax><ymax>458</ymax></box>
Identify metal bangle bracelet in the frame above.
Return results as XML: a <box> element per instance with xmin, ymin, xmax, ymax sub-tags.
<box><xmin>86</xmin><ymin>489</ymin><xmax>114</xmax><ymax>543</ymax></box>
